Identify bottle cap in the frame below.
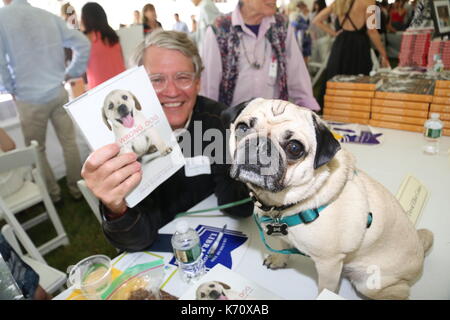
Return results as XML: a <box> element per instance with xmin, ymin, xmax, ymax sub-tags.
<box><xmin>431</xmin><ymin>113</ymin><xmax>440</xmax><ymax>120</ymax></box>
<box><xmin>175</xmin><ymin>220</ymin><xmax>189</xmax><ymax>233</ymax></box>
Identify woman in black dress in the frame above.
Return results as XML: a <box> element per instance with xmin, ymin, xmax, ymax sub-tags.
<box><xmin>313</xmin><ymin>0</ymin><xmax>389</xmax><ymax>106</ymax></box>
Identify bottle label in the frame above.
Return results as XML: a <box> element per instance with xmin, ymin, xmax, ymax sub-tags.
<box><xmin>174</xmin><ymin>245</ymin><xmax>201</xmax><ymax>264</ymax></box>
<box><xmin>425</xmin><ymin>128</ymin><xmax>442</xmax><ymax>139</ymax></box>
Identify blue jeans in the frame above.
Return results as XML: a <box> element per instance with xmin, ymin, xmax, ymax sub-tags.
<box><xmin>0</xmin><ymin>234</ymin><xmax>39</xmax><ymax>299</ymax></box>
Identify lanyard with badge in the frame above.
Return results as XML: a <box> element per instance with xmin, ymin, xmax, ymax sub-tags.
<box><xmin>268</xmin><ymin>55</ymin><xmax>278</xmax><ymax>85</ymax></box>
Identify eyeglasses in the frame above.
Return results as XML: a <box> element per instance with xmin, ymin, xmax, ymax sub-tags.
<box><xmin>147</xmin><ymin>72</ymin><xmax>197</xmax><ymax>92</ymax></box>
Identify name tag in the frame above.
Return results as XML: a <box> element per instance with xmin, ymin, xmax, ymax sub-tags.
<box><xmin>269</xmin><ymin>58</ymin><xmax>278</xmax><ymax>79</ymax></box>
<box><xmin>184</xmin><ymin>155</ymin><xmax>211</xmax><ymax>177</ymax></box>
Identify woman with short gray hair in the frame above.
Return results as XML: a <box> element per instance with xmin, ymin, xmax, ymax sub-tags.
<box><xmin>132</xmin><ymin>30</ymin><xmax>204</xmax><ymax>78</ymax></box>
<box><xmin>82</xmin><ymin>29</ymin><xmax>253</xmax><ymax>252</ymax></box>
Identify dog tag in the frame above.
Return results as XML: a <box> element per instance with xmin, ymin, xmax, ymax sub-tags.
<box><xmin>184</xmin><ymin>155</ymin><xmax>211</xmax><ymax>177</ymax></box>
<box><xmin>266</xmin><ymin>223</ymin><xmax>288</xmax><ymax>236</ymax></box>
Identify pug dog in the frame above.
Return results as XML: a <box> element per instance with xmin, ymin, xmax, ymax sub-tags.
<box><xmin>102</xmin><ymin>89</ymin><xmax>172</xmax><ymax>161</ymax></box>
<box><xmin>196</xmin><ymin>281</ymin><xmax>239</xmax><ymax>300</ymax></box>
<box><xmin>223</xmin><ymin>98</ymin><xmax>433</xmax><ymax>299</ymax></box>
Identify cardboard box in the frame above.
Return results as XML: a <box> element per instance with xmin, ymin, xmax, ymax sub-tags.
<box><xmin>371</xmin><ymin>106</ymin><xmax>428</xmax><ymax>118</ymax></box>
<box><xmin>369</xmin><ymin>119</ymin><xmax>423</xmax><ymax>133</ymax></box>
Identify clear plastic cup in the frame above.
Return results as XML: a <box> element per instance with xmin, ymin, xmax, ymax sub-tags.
<box><xmin>68</xmin><ymin>255</ymin><xmax>112</xmax><ymax>300</ymax></box>
<box><xmin>68</xmin><ymin>293</ymin><xmax>100</xmax><ymax>300</ymax></box>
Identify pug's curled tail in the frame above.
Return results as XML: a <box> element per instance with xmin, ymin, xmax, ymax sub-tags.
<box><xmin>417</xmin><ymin>229</ymin><xmax>433</xmax><ymax>254</ymax></box>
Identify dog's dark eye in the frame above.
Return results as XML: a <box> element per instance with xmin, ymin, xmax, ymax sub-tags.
<box><xmin>108</xmin><ymin>103</ymin><xmax>114</xmax><ymax>110</ymax></box>
<box><xmin>236</xmin><ymin>122</ymin><xmax>249</xmax><ymax>133</ymax></box>
<box><xmin>209</xmin><ymin>284</ymin><xmax>215</xmax><ymax>288</ymax></box>
<box><xmin>122</xmin><ymin>95</ymin><xmax>128</xmax><ymax>100</ymax></box>
<box><xmin>201</xmin><ymin>293</ymin><xmax>206</xmax><ymax>298</ymax></box>
<box><xmin>284</xmin><ymin>140</ymin><xmax>305</xmax><ymax>160</ymax></box>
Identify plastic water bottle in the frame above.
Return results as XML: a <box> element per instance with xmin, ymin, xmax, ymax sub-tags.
<box><xmin>171</xmin><ymin>220</ymin><xmax>205</xmax><ymax>283</ymax></box>
<box><xmin>423</xmin><ymin>113</ymin><xmax>443</xmax><ymax>155</ymax></box>
<box><xmin>433</xmin><ymin>54</ymin><xmax>444</xmax><ymax>73</ymax></box>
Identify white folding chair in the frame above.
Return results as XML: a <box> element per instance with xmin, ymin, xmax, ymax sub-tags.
<box><xmin>1</xmin><ymin>224</ymin><xmax>67</xmax><ymax>295</ymax></box>
<box><xmin>77</xmin><ymin>179</ymin><xmax>101</xmax><ymax>224</ymax></box>
<box><xmin>0</xmin><ymin>140</ymin><xmax>69</xmax><ymax>257</ymax></box>
<box><xmin>308</xmin><ymin>36</ymin><xmax>334</xmax><ymax>87</ymax></box>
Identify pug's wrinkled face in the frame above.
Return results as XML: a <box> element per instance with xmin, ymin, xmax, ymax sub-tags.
<box><xmin>103</xmin><ymin>90</ymin><xmax>140</xmax><ymax>130</ymax></box>
<box><xmin>227</xmin><ymin>98</ymin><xmax>340</xmax><ymax>200</ymax></box>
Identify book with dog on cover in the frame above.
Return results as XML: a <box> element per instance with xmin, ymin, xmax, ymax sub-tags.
<box><xmin>178</xmin><ymin>264</ymin><xmax>281</xmax><ymax>300</ymax></box>
<box><xmin>374</xmin><ymin>78</ymin><xmax>434</xmax><ymax>102</ymax></box>
<box><xmin>64</xmin><ymin>66</ymin><xmax>185</xmax><ymax>208</ymax></box>
<box><xmin>326</xmin><ymin>74</ymin><xmax>383</xmax><ymax>91</ymax></box>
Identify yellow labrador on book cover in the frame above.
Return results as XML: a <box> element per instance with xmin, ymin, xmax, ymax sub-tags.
<box><xmin>102</xmin><ymin>89</ymin><xmax>172</xmax><ymax>161</ymax></box>
<box><xmin>223</xmin><ymin>98</ymin><xmax>433</xmax><ymax>299</ymax></box>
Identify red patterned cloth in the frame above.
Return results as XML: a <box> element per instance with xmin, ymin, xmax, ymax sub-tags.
<box><xmin>398</xmin><ymin>29</ymin><xmax>433</xmax><ymax>68</ymax></box>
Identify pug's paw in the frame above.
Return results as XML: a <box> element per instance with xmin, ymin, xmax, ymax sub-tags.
<box><xmin>263</xmin><ymin>254</ymin><xmax>289</xmax><ymax>270</ymax></box>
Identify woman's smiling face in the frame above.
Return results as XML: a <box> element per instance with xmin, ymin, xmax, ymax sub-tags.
<box><xmin>144</xmin><ymin>46</ymin><xmax>200</xmax><ymax>130</ymax></box>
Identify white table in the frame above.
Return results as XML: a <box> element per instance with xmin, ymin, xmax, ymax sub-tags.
<box><xmin>343</xmin><ymin>127</ymin><xmax>450</xmax><ymax>300</ymax></box>
<box><xmin>55</xmin><ymin>127</ymin><xmax>450</xmax><ymax>300</ymax></box>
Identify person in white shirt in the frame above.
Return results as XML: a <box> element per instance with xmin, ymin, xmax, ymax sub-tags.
<box><xmin>172</xmin><ymin>13</ymin><xmax>189</xmax><ymax>33</ymax></box>
<box><xmin>0</xmin><ymin>0</ymin><xmax>90</xmax><ymax>202</ymax></box>
<box><xmin>191</xmin><ymin>0</ymin><xmax>221</xmax><ymax>51</ymax></box>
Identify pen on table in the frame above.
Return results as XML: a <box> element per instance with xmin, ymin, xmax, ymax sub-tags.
<box><xmin>208</xmin><ymin>224</ymin><xmax>227</xmax><ymax>258</ymax></box>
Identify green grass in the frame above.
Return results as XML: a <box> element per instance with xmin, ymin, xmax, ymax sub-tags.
<box><xmin>1</xmin><ymin>178</ymin><xmax>117</xmax><ymax>274</ymax></box>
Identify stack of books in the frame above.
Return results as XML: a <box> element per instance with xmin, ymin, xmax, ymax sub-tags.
<box><xmin>323</xmin><ymin>75</ymin><xmax>381</xmax><ymax>125</ymax></box>
<box><xmin>369</xmin><ymin>77</ymin><xmax>434</xmax><ymax>133</ymax></box>
<box><xmin>431</xmin><ymin>79</ymin><xmax>450</xmax><ymax>136</ymax></box>
<box><xmin>398</xmin><ymin>30</ymin><xmax>433</xmax><ymax>68</ymax></box>
<box><xmin>427</xmin><ymin>40</ymin><xmax>450</xmax><ymax>70</ymax></box>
